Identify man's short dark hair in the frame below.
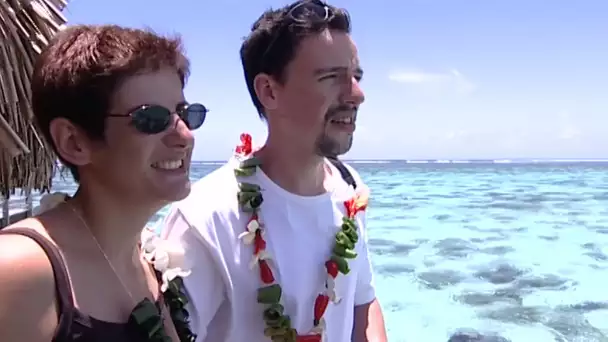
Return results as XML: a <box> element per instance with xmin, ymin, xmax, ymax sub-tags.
<box><xmin>240</xmin><ymin>0</ymin><xmax>351</xmax><ymax>119</ymax></box>
<box><xmin>32</xmin><ymin>24</ymin><xmax>189</xmax><ymax>181</ymax></box>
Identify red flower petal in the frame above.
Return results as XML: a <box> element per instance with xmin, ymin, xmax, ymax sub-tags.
<box><xmin>236</xmin><ymin>133</ymin><xmax>253</xmax><ymax>155</ymax></box>
<box><xmin>259</xmin><ymin>260</ymin><xmax>274</xmax><ymax>284</ymax></box>
<box><xmin>253</xmin><ymin>230</ymin><xmax>266</xmax><ymax>254</ymax></box>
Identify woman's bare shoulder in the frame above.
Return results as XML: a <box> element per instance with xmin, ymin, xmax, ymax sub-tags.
<box><xmin>0</xmin><ymin>219</ymin><xmax>58</xmax><ymax>341</ymax></box>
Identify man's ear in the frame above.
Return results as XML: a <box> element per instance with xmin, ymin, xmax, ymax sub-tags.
<box><xmin>253</xmin><ymin>73</ymin><xmax>281</xmax><ymax>111</ymax></box>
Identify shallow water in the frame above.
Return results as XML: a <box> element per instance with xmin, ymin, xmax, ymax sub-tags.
<box><xmin>6</xmin><ymin>160</ymin><xmax>608</xmax><ymax>341</ymax></box>
<box><xmin>362</xmin><ymin>161</ymin><xmax>608</xmax><ymax>342</ymax></box>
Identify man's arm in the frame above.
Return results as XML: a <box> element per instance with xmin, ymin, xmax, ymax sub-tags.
<box><xmin>353</xmin><ymin>298</ymin><xmax>387</xmax><ymax>342</ymax></box>
<box><xmin>0</xmin><ymin>235</ymin><xmax>58</xmax><ymax>342</ymax></box>
<box><xmin>162</xmin><ymin>207</ymin><xmax>226</xmax><ymax>341</ymax></box>
<box><xmin>351</xmin><ymin>214</ymin><xmax>387</xmax><ymax>342</ymax></box>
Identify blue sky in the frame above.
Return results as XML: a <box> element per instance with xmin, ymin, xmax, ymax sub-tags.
<box><xmin>64</xmin><ymin>0</ymin><xmax>608</xmax><ymax>160</ymax></box>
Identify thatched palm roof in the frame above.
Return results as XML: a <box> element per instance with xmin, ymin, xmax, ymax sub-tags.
<box><xmin>0</xmin><ymin>0</ymin><xmax>68</xmax><ymax>199</ymax></box>
<box><xmin>0</xmin><ymin>113</ymin><xmax>28</xmax><ymax>157</ymax></box>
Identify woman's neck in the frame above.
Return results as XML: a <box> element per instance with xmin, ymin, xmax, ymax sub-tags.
<box><xmin>68</xmin><ymin>185</ymin><xmax>162</xmax><ymax>262</ymax></box>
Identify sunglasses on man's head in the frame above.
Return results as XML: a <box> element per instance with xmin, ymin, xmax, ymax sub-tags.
<box><xmin>260</xmin><ymin>1</ymin><xmax>350</xmax><ymax>67</ymax></box>
<box><xmin>288</xmin><ymin>0</ymin><xmax>334</xmax><ymax>22</ymax></box>
<box><xmin>287</xmin><ymin>0</ymin><xmax>350</xmax><ymax>24</ymax></box>
<box><xmin>107</xmin><ymin>102</ymin><xmax>208</xmax><ymax>134</ymax></box>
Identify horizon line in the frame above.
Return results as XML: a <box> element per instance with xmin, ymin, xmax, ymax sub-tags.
<box><xmin>191</xmin><ymin>157</ymin><xmax>608</xmax><ymax>162</ymax></box>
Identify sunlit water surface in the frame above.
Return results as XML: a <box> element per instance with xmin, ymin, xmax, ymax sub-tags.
<box><xmin>7</xmin><ymin>160</ymin><xmax>608</xmax><ymax>341</ymax></box>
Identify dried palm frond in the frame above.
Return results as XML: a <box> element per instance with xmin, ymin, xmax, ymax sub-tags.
<box><xmin>0</xmin><ymin>112</ymin><xmax>28</xmax><ymax>157</ymax></box>
<box><xmin>0</xmin><ymin>0</ymin><xmax>69</xmax><ymax>199</ymax></box>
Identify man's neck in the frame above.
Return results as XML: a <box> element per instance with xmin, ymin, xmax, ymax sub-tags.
<box><xmin>69</xmin><ymin>182</ymin><xmax>163</xmax><ymax>262</ymax></box>
<box><xmin>256</xmin><ymin>139</ymin><xmax>329</xmax><ymax>197</ymax></box>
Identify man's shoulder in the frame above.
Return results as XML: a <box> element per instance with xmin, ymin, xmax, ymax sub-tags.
<box><xmin>191</xmin><ymin>163</ymin><xmax>239</xmax><ymax>197</ymax></box>
<box><xmin>175</xmin><ymin>162</ymin><xmax>240</xmax><ymax>217</ymax></box>
<box><xmin>158</xmin><ymin>162</ymin><xmax>243</xmax><ymax>248</ymax></box>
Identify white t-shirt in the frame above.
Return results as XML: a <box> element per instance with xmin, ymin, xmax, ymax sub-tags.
<box><xmin>160</xmin><ymin>158</ymin><xmax>376</xmax><ymax>342</ymax></box>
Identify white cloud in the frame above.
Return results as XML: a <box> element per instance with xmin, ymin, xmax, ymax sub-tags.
<box><xmin>388</xmin><ymin>68</ymin><xmax>476</xmax><ymax>95</ymax></box>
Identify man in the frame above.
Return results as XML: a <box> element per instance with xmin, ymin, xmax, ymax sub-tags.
<box><xmin>160</xmin><ymin>0</ymin><xmax>387</xmax><ymax>341</ymax></box>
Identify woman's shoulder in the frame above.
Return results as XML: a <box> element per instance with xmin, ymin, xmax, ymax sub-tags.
<box><xmin>0</xmin><ymin>220</ymin><xmax>59</xmax><ymax>304</ymax></box>
<box><xmin>0</xmin><ymin>222</ymin><xmax>59</xmax><ymax>341</ymax></box>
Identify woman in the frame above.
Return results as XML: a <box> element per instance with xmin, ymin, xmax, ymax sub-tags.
<box><xmin>0</xmin><ymin>24</ymin><xmax>207</xmax><ymax>342</ymax></box>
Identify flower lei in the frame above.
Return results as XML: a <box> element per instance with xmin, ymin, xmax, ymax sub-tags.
<box><xmin>34</xmin><ymin>193</ymin><xmax>197</xmax><ymax>342</ymax></box>
<box><xmin>233</xmin><ymin>133</ymin><xmax>368</xmax><ymax>342</ymax></box>
<box><xmin>141</xmin><ymin>228</ymin><xmax>197</xmax><ymax>342</ymax></box>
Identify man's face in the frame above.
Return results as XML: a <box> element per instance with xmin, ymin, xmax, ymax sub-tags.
<box><xmin>274</xmin><ymin>29</ymin><xmax>365</xmax><ymax>157</ymax></box>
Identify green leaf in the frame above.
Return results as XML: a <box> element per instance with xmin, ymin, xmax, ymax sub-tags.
<box><xmin>342</xmin><ymin>216</ymin><xmax>356</xmax><ymax>229</ymax></box>
<box><xmin>330</xmin><ymin>254</ymin><xmax>351</xmax><ymax>274</ymax></box>
<box><xmin>344</xmin><ymin>229</ymin><xmax>359</xmax><ymax>244</ymax></box>
<box><xmin>160</xmin><ymin>276</ymin><xmax>198</xmax><ymax>342</ymax></box>
<box><xmin>263</xmin><ymin>304</ymin><xmax>288</xmax><ymax>327</ymax></box>
<box><xmin>130</xmin><ymin>298</ymin><xmax>161</xmax><ymax>326</ymax></box>
<box><xmin>335</xmin><ymin>231</ymin><xmax>355</xmax><ymax>249</ymax></box>
<box><xmin>250</xmin><ymin>193</ymin><xmax>263</xmax><ymax>208</ymax></box>
<box><xmin>240</xmin><ymin>156</ymin><xmax>262</xmax><ymax>168</ymax></box>
<box><xmin>264</xmin><ymin>325</ymin><xmax>289</xmax><ymax>337</ymax></box>
<box><xmin>239</xmin><ymin>182</ymin><xmax>261</xmax><ymax>192</ymax></box>
<box><xmin>237</xmin><ymin>191</ymin><xmax>258</xmax><ymax>205</ymax></box>
<box><xmin>128</xmin><ymin>298</ymin><xmax>170</xmax><ymax>341</ymax></box>
<box><xmin>257</xmin><ymin>284</ymin><xmax>282</xmax><ymax>304</ymax></box>
<box><xmin>333</xmin><ymin>244</ymin><xmax>358</xmax><ymax>259</ymax></box>
<box><xmin>239</xmin><ymin>191</ymin><xmax>263</xmax><ymax>211</ymax></box>
<box><xmin>235</xmin><ymin>167</ymin><xmax>256</xmax><ymax>177</ymax></box>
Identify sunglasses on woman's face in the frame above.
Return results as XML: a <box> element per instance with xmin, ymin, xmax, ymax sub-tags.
<box><xmin>107</xmin><ymin>102</ymin><xmax>208</xmax><ymax>134</ymax></box>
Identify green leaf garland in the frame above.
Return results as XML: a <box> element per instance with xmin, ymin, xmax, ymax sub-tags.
<box><xmin>234</xmin><ymin>153</ymin><xmax>362</xmax><ymax>341</ymax></box>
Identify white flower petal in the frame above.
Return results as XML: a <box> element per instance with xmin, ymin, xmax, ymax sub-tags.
<box><xmin>159</xmin><ymin>268</ymin><xmax>191</xmax><ymax>293</ymax></box>
<box><xmin>246</xmin><ymin>219</ymin><xmax>260</xmax><ymax>232</ymax></box>
<box><xmin>238</xmin><ymin>231</ymin><xmax>256</xmax><ymax>245</ymax></box>
<box><xmin>327</xmin><ymin>276</ymin><xmax>335</xmax><ymax>289</ymax></box>
<box><xmin>160</xmin><ymin>272</ymin><xmax>171</xmax><ymax>292</ymax></box>
<box><xmin>309</xmin><ymin>318</ymin><xmax>326</xmax><ymax>334</ymax></box>
<box><xmin>142</xmin><ymin>251</ymin><xmax>155</xmax><ymax>263</ymax></box>
<box><xmin>139</xmin><ymin>233</ymin><xmax>192</xmax><ymax>292</ymax></box>
<box><xmin>164</xmin><ymin>268</ymin><xmax>180</xmax><ymax>282</ymax></box>
<box><xmin>326</xmin><ymin>276</ymin><xmax>341</xmax><ymax>303</ymax></box>
<box><xmin>258</xmin><ymin>250</ymin><xmax>271</xmax><ymax>260</ymax></box>
<box><xmin>164</xmin><ymin>243</ymin><xmax>188</xmax><ymax>269</ymax></box>
<box><xmin>154</xmin><ymin>250</ymin><xmax>170</xmax><ymax>272</ymax></box>
<box><xmin>142</xmin><ymin>235</ymin><xmax>191</xmax><ymax>274</ymax></box>
<box><xmin>330</xmin><ymin>292</ymin><xmax>341</xmax><ymax>304</ymax></box>
<box><xmin>249</xmin><ymin>250</ymin><xmax>272</xmax><ymax>269</ymax></box>
<box><xmin>140</xmin><ymin>228</ymin><xmax>159</xmax><ymax>253</ymax></box>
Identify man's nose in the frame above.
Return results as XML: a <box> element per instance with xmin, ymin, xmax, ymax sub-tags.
<box><xmin>343</xmin><ymin>76</ymin><xmax>365</xmax><ymax>107</ymax></box>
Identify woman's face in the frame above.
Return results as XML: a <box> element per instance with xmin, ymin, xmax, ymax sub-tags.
<box><xmin>88</xmin><ymin>67</ymin><xmax>196</xmax><ymax>205</ymax></box>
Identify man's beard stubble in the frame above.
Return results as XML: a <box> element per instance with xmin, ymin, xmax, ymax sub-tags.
<box><xmin>315</xmin><ymin>133</ymin><xmax>353</xmax><ymax>158</ymax></box>
<box><xmin>314</xmin><ymin>105</ymin><xmax>356</xmax><ymax>158</ymax></box>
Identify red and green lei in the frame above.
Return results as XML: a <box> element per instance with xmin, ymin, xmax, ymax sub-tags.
<box><xmin>233</xmin><ymin>133</ymin><xmax>368</xmax><ymax>342</ymax></box>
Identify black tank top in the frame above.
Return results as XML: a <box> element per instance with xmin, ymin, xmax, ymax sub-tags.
<box><xmin>0</xmin><ymin>228</ymin><xmax>157</xmax><ymax>341</ymax></box>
